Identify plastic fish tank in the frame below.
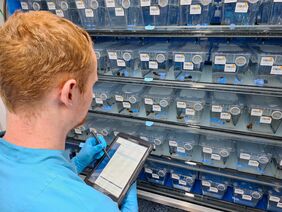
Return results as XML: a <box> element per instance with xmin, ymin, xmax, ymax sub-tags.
<box><xmin>273</xmin><ymin>146</ymin><xmax>282</xmax><ymax>171</ymax></box>
<box><xmin>233</xmin><ymin>180</ymin><xmax>264</xmax><ymax>207</ymax></box>
<box><xmin>115</xmin><ymin>84</ymin><xmax>145</xmax><ymax>116</ymax></box>
<box><xmin>221</xmin><ymin>0</ymin><xmax>262</xmax><ymax>25</ymax></box>
<box><xmin>94</xmin><ymin>42</ymin><xmax>115</xmax><ymax>75</ymax></box>
<box><xmin>144</xmin><ymin>161</ymin><xmax>168</xmax><ymax>185</ymax></box>
<box><xmin>139</xmin><ymin>127</ymin><xmax>167</xmax><ymax>156</ymax></box>
<box><xmin>210</xmin><ymin>92</ymin><xmax>244</xmax><ymax>128</ymax></box>
<box><xmin>176</xmin><ymin>89</ymin><xmax>206</xmax><ymax>124</ymax></box>
<box><xmin>172</xmin><ymin>44</ymin><xmax>209</xmax><ymax>82</ymax></box>
<box><xmin>170</xmin><ymin>168</ymin><xmax>197</xmax><ymax>192</ymax></box>
<box><xmin>28</xmin><ymin>0</ymin><xmax>48</xmax><ymax>11</ymax></box>
<box><xmin>167</xmin><ymin>0</ymin><xmax>215</xmax><ymax>26</ymax></box>
<box><xmin>75</xmin><ymin>0</ymin><xmax>109</xmax><ymax>29</ymax></box>
<box><xmin>200</xmin><ymin>173</ymin><xmax>230</xmax><ymax>199</ymax></box>
<box><xmin>139</xmin><ymin>43</ymin><xmax>170</xmax><ymax>79</ymax></box>
<box><xmin>268</xmin><ymin>187</ymin><xmax>282</xmax><ymax>212</ymax></box>
<box><xmin>107</xmin><ymin>43</ymin><xmax>140</xmax><ymax>77</ymax></box>
<box><xmin>211</xmin><ymin>44</ymin><xmax>251</xmax><ymax>84</ymax></box>
<box><xmin>168</xmin><ymin>130</ymin><xmax>199</xmax><ymax>161</ymax></box>
<box><xmin>143</xmin><ymin>87</ymin><xmax>174</xmax><ymax>120</ymax></box>
<box><xmin>200</xmin><ymin>135</ymin><xmax>234</xmax><ymax>168</ymax></box>
<box><xmin>106</xmin><ymin>0</ymin><xmax>144</xmax><ymax>29</ymax></box>
<box><xmin>246</xmin><ymin>95</ymin><xmax>282</xmax><ymax>134</ymax></box>
<box><xmin>140</xmin><ymin>0</ymin><xmax>169</xmax><ymax>26</ymax></box>
<box><xmin>91</xmin><ymin>82</ymin><xmax>119</xmax><ymax>112</ymax></box>
<box><xmin>252</xmin><ymin>45</ymin><xmax>282</xmax><ymax>87</ymax></box>
<box><xmin>258</xmin><ymin>0</ymin><xmax>282</xmax><ymax>25</ymax></box>
<box><xmin>237</xmin><ymin>141</ymin><xmax>272</xmax><ymax>175</ymax></box>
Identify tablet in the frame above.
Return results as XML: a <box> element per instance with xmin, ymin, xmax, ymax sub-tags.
<box><xmin>85</xmin><ymin>132</ymin><xmax>153</xmax><ymax>205</ymax></box>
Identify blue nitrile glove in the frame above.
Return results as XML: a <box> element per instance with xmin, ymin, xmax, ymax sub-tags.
<box><xmin>121</xmin><ymin>182</ymin><xmax>138</xmax><ymax>212</ymax></box>
<box><xmin>71</xmin><ymin>135</ymin><xmax>107</xmax><ymax>174</ymax></box>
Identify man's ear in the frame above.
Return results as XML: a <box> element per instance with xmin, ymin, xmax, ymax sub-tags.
<box><xmin>60</xmin><ymin>79</ymin><xmax>77</xmax><ymax>107</ymax></box>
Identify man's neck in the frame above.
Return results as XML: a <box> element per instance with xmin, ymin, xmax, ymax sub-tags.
<box><xmin>3</xmin><ymin>112</ymin><xmax>67</xmax><ymax>150</ymax></box>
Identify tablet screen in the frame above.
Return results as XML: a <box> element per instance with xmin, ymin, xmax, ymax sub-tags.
<box><xmin>87</xmin><ymin>136</ymin><xmax>149</xmax><ymax>200</ymax></box>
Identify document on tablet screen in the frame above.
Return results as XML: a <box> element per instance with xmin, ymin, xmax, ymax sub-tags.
<box><xmin>94</xmin><ymin>137</ymin><xmax>148</xmax><ymax>198</ymax></box>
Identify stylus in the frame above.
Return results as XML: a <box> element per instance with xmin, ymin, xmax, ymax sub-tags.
<box><xmin>89</xmin><ymin>128</ymin><xmax>111</xmax><ymax>159</ymax></box>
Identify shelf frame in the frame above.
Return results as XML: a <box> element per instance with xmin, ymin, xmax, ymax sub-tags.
<box><xmin>87</xmin><ymin>25</ymin><xmax>282</xmax><ymax>38</ymax></box>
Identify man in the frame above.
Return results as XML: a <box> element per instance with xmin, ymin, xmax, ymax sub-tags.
<box><xmin>0</xmin><ymin>11</ymin><xmax>137</xmax><ymax>211</ymax></box>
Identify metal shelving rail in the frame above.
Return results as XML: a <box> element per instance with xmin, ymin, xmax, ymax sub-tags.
<box><xmin>89</xmin><ymin>110</ymin><xmax>282</xmax><ymax>143</ymax></box>
<box><xmin>98</xmin><ymin>75</ymin><xmax>282</xmax><ymax>98</ymax></box>
<box><xmin>87</xmin><ymin>25</ymin><xmax>282</xmax><ymax>38</ymax></box>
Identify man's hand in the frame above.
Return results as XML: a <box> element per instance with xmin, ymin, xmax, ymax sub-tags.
<box><xmin>71</xmin><ymin>135</ymin><xmax>107</xmax><ymax>173</ymax></box>
<box><xmin>121</xmin><ymin>182</ymin><xmax>138</xmax><ymax>212</ymax></box>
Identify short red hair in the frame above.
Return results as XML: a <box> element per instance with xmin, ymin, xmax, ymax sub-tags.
<box><xmin>0</xmin><ymin>11</ymin><xmax>94</xmax><ymax>113</ymax></box>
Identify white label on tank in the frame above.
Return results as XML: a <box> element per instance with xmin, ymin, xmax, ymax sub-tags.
<box><xmin>106</xmin><ymin>0</ymin><xmax>115</xmax><ymax>7</ymax></box>
<box><xmin>235</xmin><ymin>188</ymin><xmax>244</xmax><ymax>195</ymax></box>
<box><xmin>181</xmin><ymin>0</ymin><xmax>192</xmax><ymax>5</ymax></box>
<box><xmin>184</xmin><ymin>62</ymin><xmax>194</xmax><ymax>70</ymax></box>
<box><xmin>141</xmin><ymin>0</ymin><xmax>151</xmax><ymax>7</ymax></box>
<box><xmin>145</xmin><ymin>168</ymin><xmax>153</xmax><ymax>173</ymax></box>
<box><xmin>220</xmin><ymin>112</ymin><xmax>231</xmax><ymax>120</ymax></box>
<box><xmin>224</xmin><ymin>0</ymin><xmax>237</xmax><ymax>3</ymax></box>
<box><xmin>47</xmin><ymin>2</ymin><xmax>56</xmax><ymax>10</ymax></box>
<box><xmin>203</xmin><ymin>147</ymin><xmax>213</xmax><ymax>154</ymax></box>
<box><xmin>242</xmin><ymin>194</ymin><xmax>252</xmax><ymax>201</ymax></box>
<box><xmin>209</xmin><ymin>187</ymin><xmax>219</xmax><ymax>193</ymax></box>
<box><xmin>85</xmin><ymin>9</ymin><xmax>94</xmax><ymax>17</ymax></box>
<box><xmin>179</xmin><ymin>180</ymin><xmax>187</xmax><ymax>186</ymax></box>
<box><xmin>248</xmin><ymin>160</ymin><xmax>259</xmax><ymax>167</ymax></box>
<box><xmin>280</xmin><ymin>160</ymin><xmax>282</xmax><ymax>166</ymax></box>
<box><xmin>271</xmin><ymin>66</ymin><xmax>282</xmax><ymax>75</ymax></box>
<box><xmin>251</xmin><ymin>109</ymin><xmax>263</xmax><ymax>116</ymax></box>
<box><xmin>149</xmin><ymin>61</ymin><xmax>158</xmax><ymax>69</ymax></box>
<box><xmin>115</xmin><ymin>7</ymin><xmax>125</xmax><ymax>16</ymax></box>
<box><xmin>169</xmin><ymin>140</ymin><xmax>178</xmax><ymax>147</ymax></box>
<box><xmin>123</xmin><ymin>102</ymin><xmax>131</xmax><ymax>108</ymax></box>
<box><xmin>117</xmin><ymin>59</ymin><xmax>126</xmax><ymax>67</ymax></box>
<box><xmin>269</xmin><ymin>196</ymin><xmax>280</xmax><ymax>202</ymax></box>
<box><xmin>211</xmin><ymin>154</ymin><xmax>221</xmax><ymax>161</ymax></box>
<box><xmin>152</xmin><ymin>173</ymin><xmax>160</xmax><ymax>179</ymax></box>
<box><xmin>235</xmin><ymin>2</ymin><xmax>249</xmax><ymax>13</ymax></box>
<box><xmin>74</xmin><ymin>128</ymin><xmax>82</xmax><ymax>134</ymax></box>
<box><xmin>171</xmin><ymin>173</ymin><xmax>180</xmax><ymax>179</ymax></box>
<box><xmin>108</xmin><ymin>52</ymin><xmax>117</xmax><ymax>60</ymax></box>
<box><xmin>190</xmin><ymin>5</ymin><xmax>202</xmax><ymax>14</ymax></box>
<box><xmin>150</xmin><ymin>6</ymin><xmax>160</xmax><ymax>15</ymax></box>
<box><xmin>56</xmin><ymin>10</ymin><xmax>64</xmax><ymax>17</ymax></box>
<box><xmin>177</xmin><ymin>147</ymin><xmax>186</xmax><ymax>153</ymax></box>
<box><xmin>76</xmin><ymin>0</ymin><xmax>85</xmax><ymax>9</ymax></box>
<box><xmin>153</xmin><ymin>105</ymin><xmax>161</xmax><ymax>112</ymax></box>
<box><xmin>260</xmin><ymin>57</ymin><xmax>274</xmax><ymax>66</ymax></box>
<box><xmin>215</xmin><ymin>56</ymin><xmax>226</xmax><ymax>65</ymax></box>
<box><xmin>95</xmin><ymin>97</ymin><xmax>103</xmax><ymax>104</ymax></box>
<box><xmin>277</xmin><ymin>202</ymin><xmax>282</xmax><ymax>208</ymax></box>
<box><xmin>260</xmin><ymin>116</ymin><xmax>272</xmax><ymax>124</ymax></box>
<box><xmin>240</xmin><ymin>153</ymin><xmax>251</xmax><ymax>160</ymax></box>
<box><xmin>177</xmin><ymin>101</ymin><xmax>187</xmax><ymax>108</ymax></box>
<box><xmin>174</xmin><ymin>54</ymin><xmax>185</xmax><ymax>62</ymax></box>
<box><xmin>145</xmin><ymin>98</ymin><xmax>154</xmax><ymax>105</ymax></box>
<box><xmin>140</xmin><ymin>54</ymin><xmax>150</xmax><ymax>61</ymax></box>
<box><xmin>186</xmin><ymin>108</ymin><xmax>196</xmax><ymax>116</ymax></box>
<box><xmin>224</xmin><ymin>64</ymin><xmax>236</xmax><ymax>72</ymax></box>
<box><xmin>212</xmin><ymin>105</ymin><xmax>223</xmax><ymax>112</ymax></box>
<box><xmin>115</xmin><ymin>95</ymin><xmax>124</xmax><ymax>102</ymax></box>
<box><xmin>21</xmin><ymin>2</ymin><xmax>29</xmax><ymax>10</ymax></box>
<box><xmin>202</xmin><ymin>180</ymin><xmax>211</xmax><ymax>187</ymax></box>
<box><xmin>274</xmin><ymin>0</ymin><xmax>282</xmax><ymax>2</ymax></box>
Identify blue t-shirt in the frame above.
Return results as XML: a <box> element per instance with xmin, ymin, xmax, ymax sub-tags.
<box><xmin>0</xmin><ymin>138</ymin><xmax>120</xmax><ymax>212</ymax></box>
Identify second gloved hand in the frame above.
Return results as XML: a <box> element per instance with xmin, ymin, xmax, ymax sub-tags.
<box><xmin>71</xmin><ymin>135</ymin><xmax>107</xmax><ymax>174</ymax></box>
